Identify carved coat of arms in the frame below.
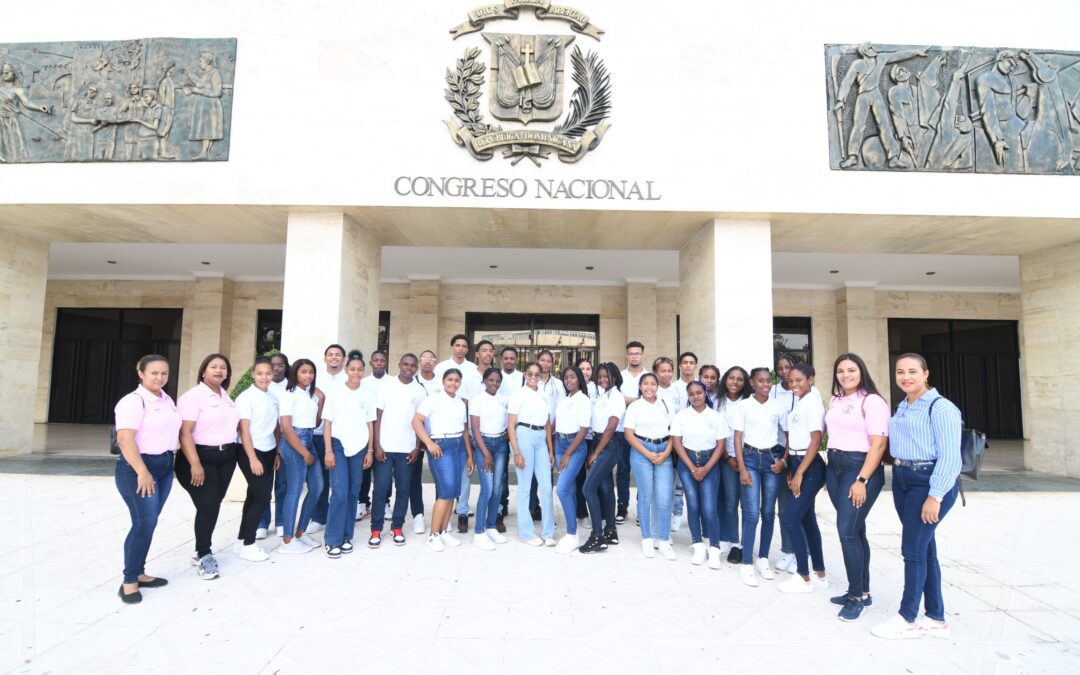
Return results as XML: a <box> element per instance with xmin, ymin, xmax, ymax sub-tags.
<box><xmin>444</xmin><ymin>1</ymin><xmax>611</xmax><ymax>166</ymax></box>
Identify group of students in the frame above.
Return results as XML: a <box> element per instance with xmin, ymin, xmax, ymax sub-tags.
<box><xmin>113</xmin><ymin>337</ymin><xmax>962</xmax><ymax>640</ymax></box>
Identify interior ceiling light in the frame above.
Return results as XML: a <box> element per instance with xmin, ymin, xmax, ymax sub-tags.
<box><xmin>829</xmin><ymin>270</ymin><xmax>839</xmax><ymax>274</ymax></box>
<box><xmin>489</xmin><ymin>265</ymin><xmax>498</xmax><ymax>269</ymax></box>
<box><xmin>586</xmin><ymin>266</ymin><xmax>595</xmax><ymax>270</ymax></box>
<box><xmin>925</xmin><ymin>271</ymin><xmax>936</xmax><ymax>276</ymax></box>
<box><xmin>106</xmin><ymin>260</ymin><xmax>117</xmax><ymax>264</ymax></box>
<box><xmin>201</xmin><ymin>261</ymin><xmax>211</xmax><ymax>265</ymax></box>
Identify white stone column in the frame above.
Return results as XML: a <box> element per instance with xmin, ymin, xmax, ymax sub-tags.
<box><xmin>835</xmin><ymin>283</ymin><xmax>889</xmax><ymax>402</ymax></box>
<box><xmin>186</xmin><ymin>274</ymin><xmax>234</xmax><ymax>385</ymax></box>
<box><xmin>406</xmin><ymin>275</ymin><xmax>440</xmax><ymax>359</ymax></box>
<box><xmin>678</xmin><ymin>219</ymin><xmax>773</xmax><ymax>372</ymax></box>
<box><xmin>280</xmin><ymin>212</ymin><xmax>381</xmax><ymax>363</ymax></box>
<box><xmin>0</xmin><ymin>235</ymin><xmax>49</xmax><ymax>456</ymax></box>
<box><xmin>625</xmin><ymin>280</ymin><xmax>659</xmax><ymax>354</ymax></box>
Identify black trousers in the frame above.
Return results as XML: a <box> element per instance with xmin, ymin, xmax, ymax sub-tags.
<box><xmin>175</xmin><ymin>444</ymin><xmax>237</xmax><ymax>558</ymax></box>
<box><xmin>236</xmin><ymin>447</ymin><xmax>276</xmax><ymax>545</ymax></box>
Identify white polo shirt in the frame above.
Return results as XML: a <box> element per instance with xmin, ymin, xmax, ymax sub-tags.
<box><xmin>620</xmin><ymin>368</ymin><xmax>645</xmax><ymax>400</ymax></box>
<box><xmin>782</xmin><ymin>392</ymin><xmax>825</xmax><ymax>454</ymax></box>
<box><xmin>278</xmin><ymin>386</ymin><xmax>320</xmax><ymax>429</ymax></box>
<box><xmin>624</xmin><ymin>398</ymin><xmax>674</xmax><ymax>439</ymax></box>
<box><xmin>592</xmin><ymin>387</ymin><xmax>626</xmax><ymax>434</ymax></box>
<box><xmin>268</xmin><ymin>379</ymin><xmax>288</xmax><ymax>401</ymax></box>
<box><xmin>416</xmin><ymin>373</ymin><xmax>443</xmax><ymax>396</ymax></box>
<box><xmin>497</xmin><ymin>369</ymin><xmax>525</xmax><ymax>397</ymax></box>
<box><xmin>434</xmin><ymin>358</ymin><xmax>479</xmax><ymax>384</ymax></box>
<box><xmin>674</xmin><ymin>378</ymin><xmax>693</xmax><ymax>403</ymax></box>
<box><xmin>554</xmin><ymin>390</ymin><xmax>592</xmax><ymax>434</ymax></box>
<box><xmin>314</xmin><ymin>368</ymin><xmax>347</xmax><ymax>435</ymax></box>
<box><xmin>361</xmin><ymin>373</ymin><xmax>389</xmax><ymax>399</ymax></box>
<box><xmin>416</xmin><ymin>390</ymin><xmax>467</xmax><ymax>437</ymax></box>
<box><xmin>538</xmin><ymin>375</ymin><xmax>565</xmax><ymax>422</ymax></box>
<box><xmin>470</xmin><ymin>390</ymin><xmax>508</xmax><ymax>436</ymax></box>
<box><xmin>732</xmin><ymin>396</ymin><xmax>784</xmax><ymax>450</ymax></box>
<box><xmin>717</xmin><ymin>395</ymin><xmax>744</xmax><ymax>454</ymax></box>
<box><xmin>508</xmin><ymin>386</ymin><xmax>551</xmax><ymax>427</ymax></box>
<box><xmin>235</xmin><ymin>385</ymin><xmax>280</xmax><ymax>451</ymax></box>
<box><xmin>770</xmin><ymin>383</ymin><xmax>820</xmax><ymax>446</ymax></box>
<box><xmin>376</xmin><ymin>376</ymin><xmax>427</xmax><ymax>453</ymax></box>
<box><xmin>671</xmin><ymin>406</ymin><xmax>731</xmax><ymax>452</ymax></box>
<box><xmin>657</xmin><ymin>383</ymin><xmax>683</xmax><ymax>413</ymax></box>
<box><xmin>322</xmin><ymin>383</ymin><xmax>378</xmax><ymax>457</ymax></box>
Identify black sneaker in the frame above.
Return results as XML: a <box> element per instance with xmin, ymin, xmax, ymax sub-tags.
<box><xmin>495</xmin><ymin>514</ymin><xmax>506</xmax><ymax>533</ymax></box>
<box><xmin>325</xmin><ymin>545</ymin><xmax>342</xmax><ymax>559</ymax></box>
<box><xmin>579</xmin><ymin>533</ymin><xmax>607</xmax><ymax>554</ymax></box>
<box><xmin>831</xmin><ymin>594</ymin><xmax>872</xmax><ymax>607</ymax></box>
<box><xmin>727</xmin><ymin>546</ymin><xmax>742</xmax><ymax>564</ymax></box>
<box><xmin>838</xmin><ymin>597</ymin><xmax>867</xmax><ymax>622</ymax></box>
<box><xmin>457</xmin><ymin>515</ymin><xmax>469</xmax><ymax>533</ymax></box>
<box><xmin>341</xmin><ymin>541</ymin><xmax>354</xmax><ymax>554</ymax></box>
<box><xmin>602</xmin><ymin>527</ymin><xmax>619</xmax><ymax>546</ymax></box>
<box><xmin>615</xmin><ymin>504</ymin><xmax>627</xmax><ymax>524</ymax></box>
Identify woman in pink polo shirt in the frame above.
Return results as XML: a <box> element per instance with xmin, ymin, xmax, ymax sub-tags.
<box><xmin>114</xmin><ymin>354</ymin><xmax>182</xmax><ymax>604</ymax></box>
<box><xmin>175</xmin><ymin>353</ymin><xmax>241</xmax><ymax>581</ymax></box>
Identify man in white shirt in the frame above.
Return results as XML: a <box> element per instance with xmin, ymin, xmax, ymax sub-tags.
<box><xmin>616</xmin><ymin>340</ymin><xmax>646</xmax><ymax>522</ymax></box>
<box><xmin>434</xmin><ymin>334</ymin><xmax>479</xmax><ymax>383</ymax></box>
<box><xmin>456</xmin><ymin>339</ymin><xmax>495</xmax><ymax>533</ymax></box>
<box><xmin>362</xmin><ymin>350</ymin><xmax>390</xmax><ymax>397</ymax></box>
<box><xmin>309</xmin><ymin>344</ymin><xmax>348</xmax><ymax>533</ymax></box>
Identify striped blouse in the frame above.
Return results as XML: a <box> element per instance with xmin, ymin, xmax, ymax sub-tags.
<box><xmin>888</xmin><ymin>388</ymin><xmax>962</xmax><ymax>498</ymax></box>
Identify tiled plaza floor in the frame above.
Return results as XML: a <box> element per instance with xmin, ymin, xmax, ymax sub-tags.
<box><xmin>2</xmin><ymin>467</ymin><xmax>1079</xmax><ymax>674</ymax></box>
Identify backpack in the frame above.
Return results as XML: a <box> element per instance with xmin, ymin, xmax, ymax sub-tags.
<box><xmin>110</xmin><ymin>394</ymin><xmax>145</xmax><ymax>455</ymax></box>
<box><xmin>928</xmin><ymin>397</ymin><xmax>988</xmax><ymax>506</ymax></box>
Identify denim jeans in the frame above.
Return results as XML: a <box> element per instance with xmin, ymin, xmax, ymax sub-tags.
<box><xmin>514</xmin><ymin>426</ymin><xmax>554</xmax><ymax>541</ymax></box>
<box><xmin>279</xmin><ymin>428</ymin><xmax>323</xmax><ymax>537</ymax></box>
<box><xmin>409</xmin><ymin>450</ymin><xmax>425</xmax><ymax>517</ymax></box>
<box><xmin>739</xmin><ymin>446</ymin><xmax>783</xmax><ymax>564</ymax></box>
<box><xmin>116</xmin><ymin>452</ymin><xmax>174</xmax><ymax>583</ymax></box>
<box><xmin>476</xmin><ymin>434</ymin><xmax>509</xmax><ymax>533</ymax></box>
<box><xmin>428</xmin><ymin>437</ymin><xmax>465</xmax><ymax>501</ymax></box>
<box><xmin>311</xmin><ymin>433</ymin><xmax>332</xmax><ymax>525</ymax></box>
<box><xmin>629</xmin><ymin>439</ymin><xmax>675</xmax><ymax>541</ymax></box>
<box><xmin>373</xmin><ymin>452</ymin><xmax>415</xmax><ymax>530</ymax></box>
<box><xmin>777</xmin><ymin>477</ymin><xmax>794</xmax><ymax>554</ymax></box>
<box><xmin>583</xmin><ymin>436</ymin><xmax>620</xmax><ymax>532</ymax></box>
<box><xmin>554</xmin><ymin>435</ymin><xmax>588</xmax><ymax>535</ymax></box>
<box><xmin>258</xmin><ymin>458</ymin><xmax>286</xmax><ymax>530</ymax></box>
<box><xmin>719</xmin><ymin>460</ymin><xmax>741</xmax><ymax>545</ymax></box>
<box><xmin>825</xmin><ymin>450</ymin><xmax>885</xmax><ymax>597</ymax></box>
<box><xmin>677</xmin><ymin>452</ymin><xmax>720</xmax><ymax>546</ymax></box>
<box><xmin>893</xmin><ymin>462</ymin><xmax>958</xmax><ymax>622</ymax></box>
<box><xmin>781</xmin><ymin>454</ymin><xmax>827</xmax><ymax>576</ymax></box>
<box><xmin>616</xmin><ymin>435</ymin><xmax>631</xmax><ymax>507</ymax></box>
<box><xmin>326</xmin><ymin>448</ymin><xmax>366</xmax><ymax>546</ymax></box>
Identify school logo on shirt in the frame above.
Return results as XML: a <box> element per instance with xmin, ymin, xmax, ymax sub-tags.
<box><xmin>444</xmin><ymin>1</ymin><xmax>611</xmax><ymax>166</ymax></box>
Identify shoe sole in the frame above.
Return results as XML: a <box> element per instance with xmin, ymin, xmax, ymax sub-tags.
<box><xmin>393</xmin><ymin>540</ymin><xmax>406</xmax><ymax>546</ymax></box>
<box><xmin>368</xmin><ymin>541</ymin><xmax>381</xmax><ymax>549</ymax></box>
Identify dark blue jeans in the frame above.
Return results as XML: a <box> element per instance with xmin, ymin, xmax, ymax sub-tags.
<box><xmin>311</xmin><ymin>434</ymin><xmax>332</xmax><ymax>524</ymax></box>
<box><xmin>279</xmin><ymin>428</ymin><xmax>322</xmax><ymax>538</ymax></box>
<box><xmin>326</xmin><ymin>448</ymin><xmax>366</xmax><ymax>547</ymax></box>
<box><xmin>616</xmin><ymin>434</ymin><xmax>631</xmax><ymax>507</ymax></box>
<box><xmin>677</xmin><ymin>452</ymin><xmax>720</xmax><ymax>546</ymax></box>
<box><xmin>739</xmin><ymin>446</ymin><xmax>783</xmax><ymax>564</ymax></box>
<box><xmin>781</xmin><ymin>454</ymin><xmax>826</xmax><ymax>576</ymax></box>
<box><xmin>258</xmin><ymin>458</ymin><xmax>286</xmax><ymax>530</ymax></box>
<box><xmin>583</xmin><ymin>436</ymin><xmax>621</xmax><ymax>531</ymax></box>
<box><xmin>893</xmin><ymin>463</ymin><xmax>958</xmax><ymax>622</ymax></box>
<box><xmin>115</xmin><ymin>452</ymin><xmax>174</xmax><ymax>584</ymax></box>
<box><xmin>478</xmin><ymin>434</ymin><xmax>509</xmax><ymax>532</ymax></box>
<box><xmin>373</xmin><ymin>452</ymin><xmax>414</xmax><ymax>531</ymax></box>
<box><xmin>825</xmin><ymin>450</ymin><xmax>885</xmax><ymax>597</ymax></box>
<box><xmin>555</xmin><ymin>436</ymin><xmax>588</xmax><ymax>535</ymax></box>
<box><xmin>409</xmin><ymin>450</ymin><xmax>425</xmax><ymax>517</ymax></box>
<box><xmin>719</xmin><ymin>460</ymin><xmax>741</xmax><ymax>545</ymax></box>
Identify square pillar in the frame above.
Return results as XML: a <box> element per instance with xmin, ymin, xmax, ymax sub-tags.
<box><xmin>0</xmin><ymin>235</ymin><xmax>49</xmax><ymax>456</ymax></box>
<box><xmin>280</xmin><ymin>212</ymin><xmax>381</xmax><ymax>363</ymax></box>
<box><xmin>836</xmin><ymin>283</ymin><xmax>888</xmax><ymax>403</ymax></box>
<box><xmin>187</xmin><ymin>274</ymin><xmax>234</xmax><ymax>385</ymax></box>
<box><xmin>406</xmin><ymin>276</ymin><xmax>440</xmax><ymax>358</ymax></box>
<box><xmin>678</xmin><ymin>219</ymin><xmax>773</xmax><ymax>372</ymax></box>
<box><xmin>626</xmin><ymin>280</ymin><xmax>659</xmax><ymax>355</ymax></box>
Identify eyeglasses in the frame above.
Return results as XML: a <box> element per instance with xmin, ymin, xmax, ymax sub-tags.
<box><xmin>627</xmin><ymin>352</ymin><xmax>643</xmax><ymax>357</ymax></box>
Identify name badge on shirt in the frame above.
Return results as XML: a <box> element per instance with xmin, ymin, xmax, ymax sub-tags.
<box><xmin>842</xmin><ymin>405</ymin><xmax>854</xmax><ymax>415</ymax></box>
<box><xmin>791</xmin><ymin>413</ymin><xmax>801</xmax><ymax>424</ymax></box>
<box><xmin>769</xmin><ymin>414</ymin><xmax>778</xmax><ymax>424</ymax></box>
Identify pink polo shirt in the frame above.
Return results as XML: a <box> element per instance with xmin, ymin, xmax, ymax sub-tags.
<box><xmin>114</xmin><ymin>385</ymin><xmax>182</xmax><ymax>455</ymax></box>
<box><xmin>177</xmin><ymin>382</ymin><xmax>241</xmax><ymax>446</ymax></box>
<box><xmin>824</xmin><ymin>391</ymin><xmax>890</xmax><ymax>453</ymax></box>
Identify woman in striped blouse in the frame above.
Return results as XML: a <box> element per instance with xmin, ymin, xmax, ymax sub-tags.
<box><xmin>871</xmin><ymin>353</ymin><xmax>962</xmax><ymax>640</ymax></box>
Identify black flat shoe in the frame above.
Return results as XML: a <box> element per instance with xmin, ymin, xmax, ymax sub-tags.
<box><xmin>118</xmin><ymin>585</ymin><xmax>142</xmax><ymax>604</ymax></box>
<box><xmin>137</xmin><ymin>577</ymin><xmax>168</xmax><ymax>588</ymax></box>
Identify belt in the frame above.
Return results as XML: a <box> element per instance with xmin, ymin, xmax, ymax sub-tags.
<box><xmin>195</xmin><ymin>443</ymin><xmax>239</xmax><ymax>452</ymax></box>
<box><xmin>789</xmin><ymin>450</ymin><xmax>807</xmax><ymax>457</ymax></box>
<box><xmin>894</xmin><ymin>458</ymin><xmax>936</xmax><ymax>468</ymax></box>
<box><xmin>516</xmin><ymin>422</ymin><xmax>545</xmax><ymax>431</ymax></box>
<box><xmin>635</xmin><ymin>434</ymin><xmax>669</xmax><ymax>445</ymax></box>
<box><xmin>744</xmin><ymin>443</ymin><xmax>780</xmax><ymax>453</ymax></box>
<box><xmin>431</xmin><ymin>433</ymin><xmax>463</xmax><ymax>440</ymax></box>
<box><xmin>827</xmin><ymin>448</ymin><xmax>867</xmax><ymax>454</ymax></box>
<box><xmin>555</xmin><ymin>432</ymin><xmax>578</xmax><ymax>440</ymax></box>
<box><xmin>686</xmin><ymin>449</ymin><xmax>713</xmax><ymax>460</ymax></box>
<box><xmin>480</xmin><ymin>432</ymin><xmax>508</xmax><ymax>439</ymax></box>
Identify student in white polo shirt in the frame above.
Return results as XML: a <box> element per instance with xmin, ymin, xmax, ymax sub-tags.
<box><xmin>624</xmin><ymin>372</ymin><xmax>677</xmax><ymax>560</ymax></box>
<box><xmin>527</xmin><ymin>349</ymin><xmax>564</xmax><ymax>522</ymax></box>
<box><xmin>455</xmin><ymin>339</ymin><xmax>495</xmax><ymax>534</ymax></box>
<box><xmin>495</xmin><ymin>345</ymin><xmax>523</xmax><ymax>530</ymax></box>
<box><xmin>674</xmin><ymin>352</ymin><xmax>698</xmax><ymax>403</ymax></box>
<box><xmin>469</xmin><ymin>367</ymin><xmax>511</xmax><ymax>549</ymax></box>
<box><xmin>579</xmin><ymin>363</ymin><xmax>626</xmax><ymax>553</ymax></box>
<box><xmin>551</xmin><ymin>365</ymin><xmax>592</xmax><ymax>554</ymax></box>
<box><xmin>434</xmin><ymin>334</ymin><xmax>479</xmax><ymax>383</ymax></box>
<box><xmin>407</xmin><ymin>349</ymin><xmax>440</xmax><ymax>534</ymax></box>
<box><xmin>615</xmin><ymin>340</ymin><xmax>646</xmax><ymax>523</ymax></box>
<box><xmin>308</xmin><ymin>344</ymin><xmax>348</xmax><ymax>534</ymax></box>
<box><xmin>653</xmin><ymin>356</ymin><xmax>686</xmax><ymax>533</ymax></box>
<box><xmin>770</xmin><ymin>353</ymin><xmax>805</xmax><ymax>574</ymax></box>
<box><xmin>233</xmin><ymin>357</ymin><xmax>280</xmax><ymax>563</ymax></box>
<box><xmin>259</xmin><ymin>352</ymin><xmax>289</xmax><ymax>538</ymax></box>
<box><xmin>508</xmin><ymin>362</ymin><xmax>556</xmax><ymax>546</ymax></box>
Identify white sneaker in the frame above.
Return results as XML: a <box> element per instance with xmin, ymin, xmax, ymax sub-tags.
<box><xmin>556</xmin><ymin>533</ymin><xmax>579</xmax><ymax>554</ymax></box>
<box><xmin>486</xmin><ymin>528</ymin><xmax>508</xmax><ymax>545</ymax></box>
<box><xmin>739</xmin><ymin>564</ymin><xmax>759</xmax><ymax>587</ymax></box>
<box><xmin>916</xmin><ymin>615</ymin><xmax>951</xmax><ymax>639</ymax></box>
<box><xmin>811</xmin><ymin>574</ymin><xmax>829</xmax><ymax>590</ymax></box>
<box><xmin>658</xmin><ymin>540</ymin><xmax>677</xmax><ymax>561</ymax></box>
<box><xmin>690</xmin><ymin>542</ymin><xmax>706</xmax><ymax>566</ymax></box>
<box><xmin>707</xmin><ymin>546</ymin><xmax>722</xmax><ymax>570</ymax></box>
<box><xmin>871</xmin><ymin>614</ymin><xmax>922</xmax><ymax>640</ymax></box>
<box><xmin>413</xmin><ymin>514</ymin><xmax>426</xmax><ymax>535</ymax></box>
<box><xmin>275</xmin><ymin>526</ymin><xmax>284</xmax><ymax>537</ymax></box>
<box><xmin>473</xmin><ymin>533</ymin><xmax>496</xmax><ymax>551</ymax></box>
<box><xmin>776</xmin><ymin>552</ymin><xmax>796</xmax><ymax>573</ymax></box>
<box><xmin>671</xmin><ymin>514</ymin><xmax>682</xmax><ymax>532</ymax></box>
<box><xmin>232</xmin><ymin>539</ymin><xmax>243</xmax><ymax>555</ymax></box>
<box><xmin>440</xmin><ymin>531</ymin><xmax>461</xmax><ymax>547</ymax></box>
<box><xmin>754</xmin><ymin>557</ymin><xmax>775</xmax><ymax>580</ymax></box>
<box><xmin>355</xmin><ymin>503</ymin><xmax>368</xmax><ymax>521</ymax></box>
<box><xmin>524</xmin><ymin>537</ymin><xmax>544</xmax><ymax>547</ymax></box>
<box><xmin>719</xmin><ymin>542</ymin><xmax>732</xmax><ymax>557</ymax></box>
<box><xmin>427</xmin><ymin>533</ymin><xmax>445</xmax><ymax>552</ymax></box>
<box><xmin>238</xmin><ymin>544</ymin><xmax>269</xmax><ymax>562</ymax></box>
<box><xmin>255</xmin><ymin>528</ymin><xmax>268</xmax><ymax>540</ymax></box>
<box><xmin>543</xmin><ymin>538</ymin><xmax>557</xmax><ymax>547</ymax></box>
<box><xmin>307</xmin><ymin>521</ymin><xmax>324</xmax><ymax>534</ymax></box>
<box><xmin>298</xmin><ymin>534</ymin><xmax>320</xmax><ymax>548</ymax></box>
<box><xmin>778</xmin><ymin>574</ymin><xmax>813</xmax><ymax>594</ymax></box>
<box><xmin>279</xmin><ymin>539</ymin><xmax>313</xmax><ymax>554</ymax></box>
<box><xmin>641</xmin><ymin>538</ymin><xmax>655</xmax><ymax>558</ymax></box>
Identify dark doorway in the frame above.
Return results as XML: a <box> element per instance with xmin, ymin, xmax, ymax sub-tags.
<box><xmin>887</xmin><ymin>319</ymin><xmax>1022</xmax><ymax>439</ymax></box>
<box><xmin>465</xmin><ymin>313</ymin><xmax>600</xmax><ymax>374</ymax></box>
<box><xmin>49</xmin><ymin>308</ymin><xmax>183</xmax><ymax>424</ymax></box>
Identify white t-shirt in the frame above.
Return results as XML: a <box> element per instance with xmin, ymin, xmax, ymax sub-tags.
<box><xmin>508</xmin><ymin>386</ymin><xmax>551</xmax><ymax>427</ymax></box>
<box><xmin>361</xmin><ymin>373</ymin><xmax>389</xmax><ymax>399</ymax></box>
<box><xmin>497</xmin><ymin>369</ymin><xmax>525</xmax><ymax>398</ymax></box>
<box><xmin>592</xmin><ymin>387</ymin><xmax>626</xmax><ymax>434</ymax></box>
<box><xmin>416</xmin><ymin>373</ymin><xmax>443</xmax><ymax>396</ymax></box>
<box><xmin>732</xmin><ymin>396</ymin><xmax>784</xmax><ymax>450</ymax></box>
<box><xmin>323</xmin><ymin>383</ymin><xmax>378</xmax><ymax>456</ymax></box>
<box><xmin>278</xmin><ymin>386</ymin><xmax>320</xmax><ymax>429</ymax></box>
<box><xmin>624</xmin><ymin>397</ymin><xmax>675</xmax><ymax>438</ymax></box>
<box><xmin>434</xmin><ymin>358</ymin><xmax>479</xmax><ymax>384</ymax></box>
<box><xmin>469</xmin><ymin>390</ymin><xmax>508</xmax><ymax>436</ymax></box>
<box><xmin>657</xmin><ymin>383</ymin><xmax>683</xmax><ymax>413</ymax></box>
<box><xmin>620</xmin><ymin>368</ymin><xmax>645</xmax><ymax>400</ymax></box>
<box><xmin>554</xmin><ymin>390</ymin><xmax>592</xmax><ymax>434</ymax></box>
<box><xmin>416</xmin><ymin>390</ymin><xmax>468</xmax><ymax>437</ymax></box>
<box><xmin>314</xmin><ymin>368</ymin><xmax>347</xmax><ymax>434</ymax></box>
<box><xmin>235</xmin><ymin>386</ymin><xmax>280</xmax><ymax>451</ymax></box>
<box><xmin>376</xmin><ymin>376</ymin><xmax>427</xmax><ymax>453</ymax></box>
<box><xmin>671</xmin><ymin>406</ymin><xmax>731</xmax><ymax>452</ymax></box>
<box><xmin>782</xmin><ymin>392</ymin><xmax>825</xmax><ymax>453</ymax></box>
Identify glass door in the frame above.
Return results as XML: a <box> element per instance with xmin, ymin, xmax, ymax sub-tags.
<box><xmin>465</xmin><ymin>313</ymin><xmax>600</xmax><ymax>374</ymax></box>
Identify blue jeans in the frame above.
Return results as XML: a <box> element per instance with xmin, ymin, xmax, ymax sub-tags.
<box><xmin>326</xmin><ymin>448</ymin><xmax>365</xmax><ymax>546</ymax></box>
<box><xmin>583</xmin><ymin>436</ymin><xmax>619</xmax><ymax>532</ymax></box>
<box><xmin>258</xmin><ymin>459</ymin><xmax>287</xmax><ymax>530</ymax></box>
<box><xmin>893</xmin><ymin>462</ymin><xmax>958</xmax><ymax>622</ymax></box>
<box><xmin>629</xmin><ymin>439</ymin><xmax>675</xmax><ymax>541</ymax></box>
<box><xmin>409</xmin><ymin>450</ymin><xmax>425</xmax><ymax>517</ymax></box>
<box><xmin>514</xmin><ymin>426</ymin><xmax>554</xmax><ymax>540</ymax></box>
<box><xmin>825</xmin><ymin>450</ymin><xmax>885</xmax><ymax>597</ymax></box>
<box><xmin>115</xmin><ymin>452</ymin><xmax>174</xmax><ymax>584</ymax></box>
<box><xmin>739</xmin><ymin>446</ymin><xmax>783</xmax><ymax>564</ymax></box>
<box><xmin>719</xmin><ymin>460</ymin><xmax>741</xmax><ymax>545</ymax></box>
<box><xmin>476</xmin><ymin>434</ymin><xmax>509</xmax><ymax>533</ymax></box>
<box><xmin>677</xmin><ymin>452</ymin><xmax>720</xmax><ymax>546</ymax></box>
<box><xmin>373</xmin><ymin>452</ymin><xmax>415</xmax><ymax>530</ymax></box>
<box><xmin>777</xmin><ymin>477</ymin><xmax>794</xmax><ymax>554</ymax></box>
<box><xmin>616</xmin><ymin>435</ymin><xmax>631</xmax><ymax>506</ymax></box>
<box><xmin>279</xmin><ymin>428</ymin><xmax>322</xmax><ymax>537</ymax></box>
<box><xmin>781</xmin><ymin>454</ymin><xmax>826</xmax><ymax>576</ymax></box>
<box><xmin>555</xmin><ymin>435</ymin><xmax>588</xmax><ymax>535</ymax></box>
<box><xmin>428</xmin><ymin>436</ymin><xmax>464</xmax><ymax>500</ymax></box>
<box><xmin>456</xmin><ymin>453</ymin><xmax>473</xmax><ymax>516</ymax></box>
<box><xmin>311</xmin><ymin>434</ymin><xmax>332</xmax><ymax>524</ymax></box>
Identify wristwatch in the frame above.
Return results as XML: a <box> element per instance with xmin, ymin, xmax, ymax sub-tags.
<box><xmin>856</xmin><ymin>476</ymin><xmax>867</xmax><ymax>484</ymax></box>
